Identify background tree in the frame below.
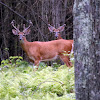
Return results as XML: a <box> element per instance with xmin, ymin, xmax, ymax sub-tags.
<box><xmin>73</xmin><ymin>0</ymin><xmax>100</xmax><ymax>100</ymax></box>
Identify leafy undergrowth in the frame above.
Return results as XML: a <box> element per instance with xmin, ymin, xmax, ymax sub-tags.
<box><xmin>0</xmin><ymin>57</ymin><xmax>75</xmax><ymax>100</ymax></box>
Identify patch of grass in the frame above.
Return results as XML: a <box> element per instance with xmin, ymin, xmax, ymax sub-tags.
<box><xmin>0</xmin><ymin>57</ymin><xmax>75</xmax><ymax>100</ymax></box>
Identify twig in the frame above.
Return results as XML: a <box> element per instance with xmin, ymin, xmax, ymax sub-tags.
<box><xmin>32</xmin><ymin>78</ymin><xmax>64</xmax><ymax>95</ymax></box>
<box><xmin>19</xmin><ymin>0</ymin><xmax>49</xmax><ymax>26</ymax></box>
<box><xmin>0</xmin><ymin>1</ymin><xmax>28</xmax><ymax>23</ymax></box>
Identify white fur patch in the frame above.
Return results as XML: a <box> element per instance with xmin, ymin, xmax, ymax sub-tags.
<box><xmin>41</xmin><ymin>55</ymin><xmax>58</xmax><ymax>61</ymax></box>
<box><xmin>71</xmin><ymin>43</ymin><xmax>74</xmax><ymax>54</ymax></box>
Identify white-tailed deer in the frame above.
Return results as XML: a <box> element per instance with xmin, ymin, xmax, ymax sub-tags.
<box><xmin>11</xmin><ymin>20</ymin><xmax>73</xmax><ymax>69</ymax></box>
<box><xmin>48</xmin><ymin>24</ymin><xmax>74</xmax><ymax>55</ymax></box>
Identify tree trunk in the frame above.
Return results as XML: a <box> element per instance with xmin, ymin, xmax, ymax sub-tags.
<box><xmin>73</xmin><ymin>0</ymin><xmax>100</xmax><ymax>100</ymax></box>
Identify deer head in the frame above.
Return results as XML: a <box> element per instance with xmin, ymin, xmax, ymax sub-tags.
<box><xmin>48</xmin><ymin>24</ymin><xmax>66</xmax><ymax>38</ymax></box>
<box><xmin>11</xmin><ymin>20</ymin><xmax>32</xmax><ymax>41</ymax></box>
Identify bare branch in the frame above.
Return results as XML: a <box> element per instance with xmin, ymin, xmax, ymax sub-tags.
<box><xmin>0</xmin><ymin>1</ymin><xmax>27</xmax><ymax>22</ymax></box>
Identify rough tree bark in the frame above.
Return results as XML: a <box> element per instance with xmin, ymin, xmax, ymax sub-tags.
<box><xmin>73</xmin><ymin>0</ymin><xmax>100</xmax><ymax>100</ymax></box>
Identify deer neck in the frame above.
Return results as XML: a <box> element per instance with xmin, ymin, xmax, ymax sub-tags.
<box><xmin>57</xmin><ymin>34</ymin><xmax>62</xmax><ymax>39</ymax></box>
<box><xmin>20</xmin><ymin>37</ymin><xmax>29</xmax><ymax>52</ymax></box>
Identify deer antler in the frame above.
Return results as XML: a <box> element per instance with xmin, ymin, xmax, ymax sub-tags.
<box><xmin>48</xmin><ymin>24</ymin><xmax>52</xmax><ymax>27</ymax></box>
<box><xmin>48</xmin><ymin>24</ymin><xmax>56</xmax><ymax>32</ymax></box>
<box><xmin>11</xmin><ymin>20</ymin><xmax>20</xmax><ymax>33</ymax></box>
<box><xmin>23</xmin><ymin>20</ymin><xmax>33</xmax><ymax>33</ymax></box>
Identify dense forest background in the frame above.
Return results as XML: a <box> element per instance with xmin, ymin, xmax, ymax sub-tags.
<box><xmin>0</xmin><ymin>0</ymin><xmax>100</xmax><ymax>100</ymax></box>
<box><xmin>0</xmin><ymin>0</ymin><xmax>73</xmax><ymax>63</ymax></box>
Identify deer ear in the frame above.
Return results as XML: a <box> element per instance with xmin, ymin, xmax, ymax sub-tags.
<box><xmin>12</xmin><ymin>29</ymin><xmax>18</xmax><ymax>35</ymax></box>
<box><xmin>58</xmin><ymin>24</ymin><xmax>66</xmax><ymax>32</ymax></box>
<box><xmin>23</xmin><ymin>29</ymin><xmax>31</xmax><ymax>35</ymax></box>
<box><xmin>48</xmin><ymin>24</ymin><xmax>56</xmax><ymax>32</ymax></box>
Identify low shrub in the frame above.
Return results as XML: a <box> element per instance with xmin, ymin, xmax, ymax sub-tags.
<box><xmin>0</xmin><ymin>57</ymin><xmax>75</xmax><ymax>100</ymax></box>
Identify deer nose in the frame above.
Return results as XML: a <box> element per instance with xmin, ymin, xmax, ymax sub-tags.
<box><xmin>19</xmin><ymin>38</ymin><xmax>22</xmax><ymax>40</ymax></box>
<box><xmin>19</xmin><ymin>35</ymin><xmax>23</xmax><ymax>40</ymax></box>
<box><xmin>55</xmin><ymin>32</ymin><xmax>59</xmax><ymax>37</ymax></box>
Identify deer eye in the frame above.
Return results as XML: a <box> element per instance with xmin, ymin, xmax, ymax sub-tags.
<box><xmin>21</xmin><ymin>33</ymin><xmax>25</xmax><ymax>36</ymax></box>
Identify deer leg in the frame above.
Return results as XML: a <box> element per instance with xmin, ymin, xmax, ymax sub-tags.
<box><xmin>59</xmin><ymin>54</ymin><xmax>72</xmax><ymax>67</ymax></box>
<box><xmin>67</xmin><ymin>56</ymin><xmax>72</xmax><ymax>67</ymax></box>
<box><xmin>34</xmin><ymin>59</ymin><xmax>40</xmax><ymax>70</ymax></box>
<box><xmin>29</xmin><ymin>59</ymin><xmax>34</xmax><ymax>64</ymax></box>
<box><xmin>34</xmin><ymin>60</ymin><xmax>40</xmax><ymax>66</ymax></box>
